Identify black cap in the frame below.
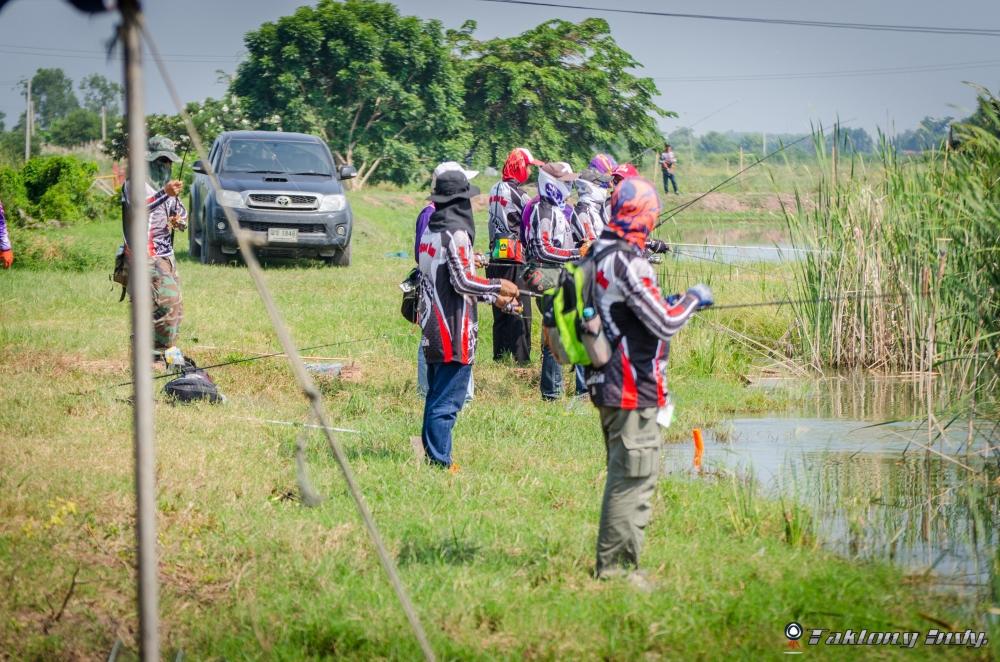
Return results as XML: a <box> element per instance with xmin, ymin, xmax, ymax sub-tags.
<box><xmin>428</xmin><ymin>169</ymin><xmax>480</xmax><ymax>204</ymax></box>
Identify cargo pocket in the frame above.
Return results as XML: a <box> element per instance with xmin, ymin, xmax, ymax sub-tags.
<box><xmin>621</xmin><ymin>409</ymin><xmax>662</xmax><ymax>478</ymax></box>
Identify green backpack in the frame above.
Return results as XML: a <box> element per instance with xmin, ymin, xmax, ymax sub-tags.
<box><xmin>541</xmin><ymin>243</ymin><xmax>622</xmax><ymax>368</ymax></box>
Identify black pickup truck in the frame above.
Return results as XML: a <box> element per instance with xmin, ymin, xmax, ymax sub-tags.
<box><xmin>188</xmin><ymin>130</ymin><xmax>356</xmax><ymax>265</ymax></box>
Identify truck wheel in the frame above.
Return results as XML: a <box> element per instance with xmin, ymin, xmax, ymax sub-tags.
<box><xmin>201</xmin><ymin>236</ymin><xmax>226</xmax><ymax>265</ymax></box>
<box><xmin>328</xmin><ymin>242</ymin><xmax>351</xmax><ymax>267</ymax></box>
<box><xmin>188</xmin><ymin>215</ymin><xmax>201</xmax><ymax>259</ymax></box>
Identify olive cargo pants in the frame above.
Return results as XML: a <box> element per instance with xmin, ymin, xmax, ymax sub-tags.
<box><xmin>151</xmin><ymin>255</ymin><xmax>183</xmax><ymax>351</ymax></box>
<box><xmin>596</xmin><ymin>406</ymin><xmax>663</xmax><ymax>577</ymax></box>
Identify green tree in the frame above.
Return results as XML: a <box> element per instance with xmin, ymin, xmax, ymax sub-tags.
<box><xmin>232</xmin><ymin>0</ymin><xmax>468</xmax><ymax>187</ymax></box>
<box><xmin>102</xmin><ymin>96</ymin><xmax>252</xmax><ymax>162</ymax></box>
<box><xmin>49</xmin><ymin>108</ymin><xmax>102</xmax><ymax>146</ymax></box>
<box><xmin>454</xmin><ymin>17</ymin><xmax>672</xmax><ymax>168</ymax></box>
<box><xmin>24</xmin><ymin>68</ymin><xmax>79</xmax><ymax>130</ymax></box>
<box><xmin>79</xmin><ymin>73</ymin><xmax>123</xmax><ymax>115</ymax></box>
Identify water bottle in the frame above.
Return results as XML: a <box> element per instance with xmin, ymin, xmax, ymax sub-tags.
<box><xmin>163</xmin><ymin>346</ymin><xmax>185</xmax><ymax>371</ymax></box>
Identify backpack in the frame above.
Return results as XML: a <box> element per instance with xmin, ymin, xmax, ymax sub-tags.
<box><xmin>163</xmin><ymin>358</ymin><xmax>224</xmax><ymax>404</ymax></box>
<box><xmin>540</xmin><ymin>243</ymin><xmax>622</xmax><ymax>368</ymax></box>
<box><xmin>399</xmin><ymin>267</ymin><xmax>420</xmax><ymax>324</ymax></box>
<box><xmin>111</xmin><ymin>244</ymin><xmax>128</xmax><ymax>302</ymax></box>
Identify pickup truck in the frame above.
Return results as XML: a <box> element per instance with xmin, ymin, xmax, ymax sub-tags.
<box><xmin>188</xmin><ymin>130</ymin><xmax>356</xmax><ymax>265</ymax></box>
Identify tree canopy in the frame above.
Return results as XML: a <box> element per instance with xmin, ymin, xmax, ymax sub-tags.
<box><xmin>25</xmin><ymin>68</ymin><xmax>79</xmax><ymax>130</ymax></box>
<box><xmin>453</xmin><ymin>17</ymin><xmax>672</xmax><ymax>169</ymax></box>
<box><xmin>232</xmin><ymin>0</ymin><xmax>468</xmax><ymax>187</ymax></box>
<box><xmin>79</xmin><ymin>74</ymin><xmax>123</xmax><ymax>115</ymax></box>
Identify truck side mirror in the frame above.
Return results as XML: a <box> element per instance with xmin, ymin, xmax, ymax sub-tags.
<box><xmin>192</xmin><ymin>160</ymin><xmax>205</xmax><ymax>174</ymax></box>
<box><xmin>338</xmin><ymin>165</ymin><xmax>357</xmax><ymax>180</ymax></box>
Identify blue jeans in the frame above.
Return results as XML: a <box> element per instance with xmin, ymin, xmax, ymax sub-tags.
<box><xmin>540</xmin><ymin>340</ymin><xmax>588</xmax><ymax>400</ymax></box>
<box><xmin>662</xmin><ymin>168</ymin><xmax>677</xmax><ymax>193</ymax></box>
<box><xmin>418</xmin><ymin>345</ymin><xmax>473</xmax><ymax>402</ymax></box>
<box><xmin>422</xmin><ymin>361</ymin><xmax>473</xmax><ymax>467</ymax></box>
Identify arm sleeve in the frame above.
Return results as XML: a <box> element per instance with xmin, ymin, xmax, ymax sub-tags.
<box><xmin>619</xmin><ymin>255</ymin><xmax>699</xmax><ymax>340</ymax></box>
<box><xmin>0</xmin><ymin>203</ymin><xmax>10</xmax><ymax>251</ymax></box>
<box><xmin>445</xmin><ymin>230</ymin><xmax>502</xmax><ymax>300</ymax></box>
<box><xmin>121</xmin><ymin>183</ymin><xmax>167</xmax><ymax>249</ymax></box>
<box><xmin>571</xmin><ymin>207</ymin><xmax>596</xmax><ymax>243</ymax></box>
<box><xmin>530</xmin><ymin>205</ymin><xmax>580</xmax><ymax>262</ymax></box>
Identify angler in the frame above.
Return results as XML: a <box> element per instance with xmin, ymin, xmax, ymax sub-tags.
<box><xmin>486</xmin><ymin>147</ymin><xmax>543</xmax><ymax>364</ymax></box>
<box><xmin>523</xmin><ymin>161</ymin><xmax>590</xmax><ymax>400</ymax></box>
<box><xmin>417</xmin><ymin>165</ymin><xmax>520</xmax><ymax>471</ymax></box>
<box><xmin>119</xmin><ymin>135</ymin><xmax>188</xmax><ymax>362</ymax></box>
<box><xmin>582</xmin><ymin>176</ymin><xmax>712</xmax><ymax>585</ymax></box>
<box><xmin>413</xmin><ymin>162</ymin><xmax>480</xmax><ymax>403</ymax></box>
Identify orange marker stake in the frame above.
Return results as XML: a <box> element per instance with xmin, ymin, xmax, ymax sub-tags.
<box><xmin>692</xmin><ymin>428</ymin><xmax>704</xmax><ymax>473</ymax></box>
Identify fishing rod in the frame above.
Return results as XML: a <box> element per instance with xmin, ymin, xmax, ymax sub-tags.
<box><xmin>520</xmin><ymin>289</ymin><xmax>903</xmax><ymax>310</ymax></box>
<box><xmin>652</xmin><ymin>131</ymin><xmax>816</xmax><ymax>231</ymax></box>
<box><xmin>98</xmin><ymin>331</ymin><xmax>410</xmax><ymax>391</ymax></box>
<box><xmin>705</xmin><ymin>292</ymin><xmax>904</xmax><ymax>311</ymax></box>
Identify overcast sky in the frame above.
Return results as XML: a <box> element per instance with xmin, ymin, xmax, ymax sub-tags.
<box><xmin>0</xmin><ymin>0</ymin><xmax>997</xmax><ymax>137</ymax></box>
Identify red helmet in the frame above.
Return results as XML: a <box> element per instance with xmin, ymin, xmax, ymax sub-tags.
<box><xmin>611</xmin><ymin>163</ymin><xmax>639</xmax><ymax>184</ymax></box>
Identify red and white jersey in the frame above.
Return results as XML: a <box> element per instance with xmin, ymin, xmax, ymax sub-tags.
<box><xmin>418</xmin><ymin>226</ymin><xmax>501</xmax><ymax>364</ymax></box>
<box><xmin>524</xmin><ymin>198</ymin><xmax>581</xmax><ymax>265</ymax></box>
<box><xmin>585</xmin><ymin>237</ymin><xmax>700</xmax><ymax>409</ymax></box>
<box><xmin>487</xmin><ymin>179</ymin><xmax>530</xmax><ymax>263</ymax></box>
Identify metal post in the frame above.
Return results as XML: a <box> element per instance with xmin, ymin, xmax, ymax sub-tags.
<box><xmin>24</xmin><ymin>78</ymin><xmax>31</xmax><ymax>161</ymax></box>
<box><xmin>101</xmin><ymin>105</ymin><xmax>107</xmax><ymax>143</ymax></box>
<box><xmin>121</xmin><ymin>1</ymin><xmax>159</xmax><ymax>659</ymax></box>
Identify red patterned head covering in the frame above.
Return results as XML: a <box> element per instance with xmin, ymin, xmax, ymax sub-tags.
<box><xmin>611</xmin><ymin>162</ymin><xmax>639</xmax><ymax>185</ymax></box>
<box><xmin>502</xmin><ymin>147</ymin><xmax>543</xmax><ymax>184</ymax></box>
<box><xmin>608</xmin><ymin>177</ymin><xmax>660</xmax><ymax>250</ymax></box>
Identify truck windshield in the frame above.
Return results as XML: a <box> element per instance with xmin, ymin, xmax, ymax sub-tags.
<box><xmin>221</xmin><ymin>139</ymin><xmax>333</xmax><ymax>176</ymax></box>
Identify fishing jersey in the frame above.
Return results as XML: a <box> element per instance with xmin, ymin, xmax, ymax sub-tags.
<box><xmin>0</xmin><ymin>199</ymin><xmax>10</xmax><ymax>251</ymax></box>
<box><xmin>121</xmin><ymin>181</ymin><xmax>187</xmax><ymax>258</ymax></box>
<box><xmin>585</xmin><ymin>237</ymin><xmax>700</xmax><ymax>409</ymax></box>
<box><xmin>523</xmin><ymin>197</ymin><xmax>581</xmax><ymax>266</ymax></box>
<box><xmin>487</xmin><ymin>179</ymin><xmax>530</xmax><ymax>263</ymax></box>
<box><xmin>573</xmin><ymin>198</ymin><xmax>607</xmax><ymax>242</ymax></box>
<box><xmin>418</xmin><ymin>226</ymin><xmax>502</xmax><ymax>364</ymax></box>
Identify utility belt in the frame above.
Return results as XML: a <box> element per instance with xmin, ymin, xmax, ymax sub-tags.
<box><xmin>490</xmin><ymin>236</ymin><xmax>525</xmax><ymax>263</ymax></box>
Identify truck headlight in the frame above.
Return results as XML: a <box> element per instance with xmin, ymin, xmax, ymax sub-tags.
<box><xmin>215</xmin><ymin>189</ymin><xmax>245</xmax><ymax>208</ymax></box>
<box><xmin>318</xmin><ymin>194</ymin><xmax>346</xmax><ymax>212</ymax></box>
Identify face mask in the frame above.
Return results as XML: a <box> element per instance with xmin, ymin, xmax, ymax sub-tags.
<box><xmin>149</xmin><ymin>160</ymin><xmax>173</xmax><ymax>188</ymax></box>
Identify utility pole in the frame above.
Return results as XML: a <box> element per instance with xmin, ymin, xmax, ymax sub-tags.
<box><xmin>762</xmin><ymin>131</ymin><xmax>767</xmax><ymax>157</ymax></box>
<box><xmin>24</xmin><ymin>78</ymin><xmax>31</xmax><ymax>160</ymax></box>
<box><xmin>101</xmin><ymin>105</ymin><xmax>107</xmax><ymax>143</ymax></box>
<box><xmin>121</xmin><ymin>0</ymin><xmax>159</xmax><ymax>660</ymax></box>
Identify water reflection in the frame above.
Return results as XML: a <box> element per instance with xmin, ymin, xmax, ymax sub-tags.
<box><xmin>664</xmin><ymin>375</ymin><xmax>1000</xmax><ymax>610</ymax></box>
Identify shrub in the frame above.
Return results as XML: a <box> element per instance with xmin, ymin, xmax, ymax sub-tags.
<box><xmin>2</xmin><ymin>155</ymin><xmax>112</xmax><ymax>225</ymax></box>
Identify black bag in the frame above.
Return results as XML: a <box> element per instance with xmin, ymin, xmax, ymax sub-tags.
<box><xmin>111</xmin><ymin>244</ymin><xmax>128</xmax><ymax>302</ymax></box>
<box><xmin>399</xmin><ymin>268</ymin><xmax>420</xmax><ymax>324</ymax></box>
<box><xmin>163</xmin><ymin>359</ymin><xmax>224</xmax><ymax>404</ymax></box>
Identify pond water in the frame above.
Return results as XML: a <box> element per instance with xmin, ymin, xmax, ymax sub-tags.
<box><xmin>663</xmin><ymin>375</ymin><xmax>1000</xmax><ymax>608</ymax></box>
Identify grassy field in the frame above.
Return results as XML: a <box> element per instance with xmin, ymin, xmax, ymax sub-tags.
<box><xmin>0</xmin><ymin>187</ymin><xmax>986</xmax><ymax>659</ymax></box>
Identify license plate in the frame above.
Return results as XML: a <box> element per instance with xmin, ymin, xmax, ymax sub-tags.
<box><xmin>267</xmin><ymin>227</ymin><xmax>298</xmax><ymax>243</ymax></box>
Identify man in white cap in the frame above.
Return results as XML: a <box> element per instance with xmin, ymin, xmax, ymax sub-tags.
<box><xmin>417</xmin><ymin>162</ymin><xmax>520</xmax><ymax>471</ymax></box>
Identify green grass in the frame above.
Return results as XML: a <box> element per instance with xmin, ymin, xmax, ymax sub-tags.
<box><xmin>0</xmin><ymin>189</ymin><xmax>985</xmax><ymax>659</ymax></box>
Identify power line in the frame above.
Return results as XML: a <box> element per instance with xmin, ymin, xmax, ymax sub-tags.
<box><xmin>476</xmin><ymin>0</ymin><xmax>1000</xmax><ymax>37</ymax></box>
<box><xmin>654</xmin><ymin>58</ymin><xmax>1000</xmax><ymax>83</ymax></box>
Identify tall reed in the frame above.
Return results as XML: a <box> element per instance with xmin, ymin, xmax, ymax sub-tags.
<box><xmin>784</xmin><ymin>108</ymin><xmax>1000</xmax><ymax>407</ymax></box>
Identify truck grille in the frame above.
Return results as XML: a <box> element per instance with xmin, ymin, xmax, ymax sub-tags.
<box><xmin>247</xmin><ymin>192</ymin><xmax>319</xmax><ymax>210</ymax></box>
<box><xmin>242</xmin><ymin>222</ymin><xmax>328</xmax><ymax>234</ymax></box>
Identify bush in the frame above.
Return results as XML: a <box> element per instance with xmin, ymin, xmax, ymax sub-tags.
<box><xmin>0</xmin><ymin>166</ymin><xmax>31</xmax><ymax>225</ymax></box>
<box><xmin>1</xmin><ymin>155</ymin><xmax>113</xmax><ymax>225</ymax></box>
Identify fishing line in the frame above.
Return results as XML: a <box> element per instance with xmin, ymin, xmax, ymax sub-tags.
<box><xmin>705</xmin><ymin>292</ymin><xmax>905</xmax><ymax>311</ymax></box>
<box><xmin>98</xmin><ymin>331</ymin><xmax>411</xmax><ymax>391</ymax></box>
<box><xmin>652</xmin><ymin>129</ymin><xmax>823</xmax><ymax>231</ymax></box>
<box><xmin>141</xmin><ymin>24</ymin><xmax>436</xmax><ymax>661</ymax></box>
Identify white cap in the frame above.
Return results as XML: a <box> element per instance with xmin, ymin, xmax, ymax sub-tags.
<box><xmin>432</xmin><ymin>161</ymin><xmax>479</xmax><ymax>187</ymax></box>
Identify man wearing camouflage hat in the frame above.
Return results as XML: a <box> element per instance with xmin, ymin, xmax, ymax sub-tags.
<box><xmin>121</xmin><ymin>135</ymin><xmax>188</xmax><ymax>360</ymax></box>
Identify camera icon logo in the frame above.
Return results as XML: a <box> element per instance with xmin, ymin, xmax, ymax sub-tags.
<box><xmin>785</xmin><ymin>622</ymin><xmax>803</xmax><ymax>641</ymax></box>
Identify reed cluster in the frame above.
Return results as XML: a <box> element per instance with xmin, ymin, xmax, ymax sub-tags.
<box><xmin>785</xmin><ymin>111</ymin><xmax>1000</xmax><ymax>407</ymax></box>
